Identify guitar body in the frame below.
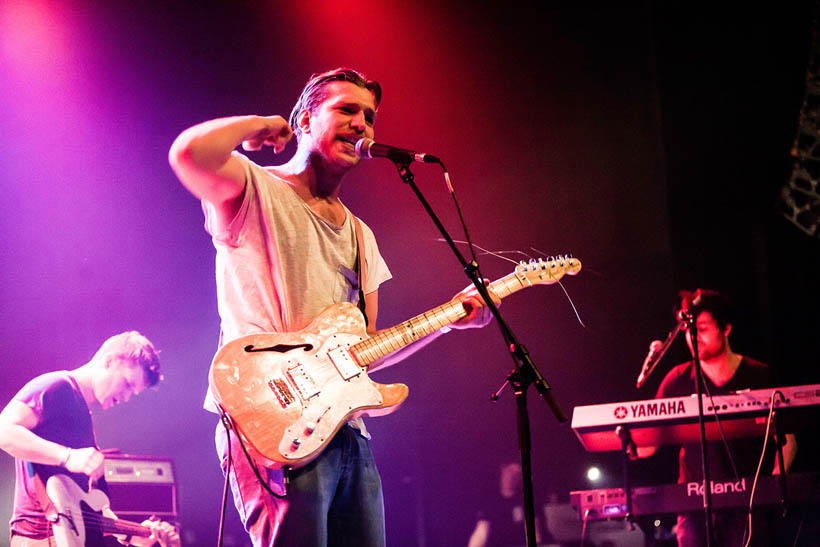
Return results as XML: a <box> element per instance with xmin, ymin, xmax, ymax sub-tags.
<box><xmin>44</xmin><ymin>475</ymin><xmax>109</xmax><ymax>547</ymax></box>
<box><xmin>42</xmin><ymin>474</ymin><xmax>152</xmax><ymax>547</ymax></box>
<box><xmin>209</xmin><ymin>302</ymin><xmax>410</xmax><ymax>470</ymax></box>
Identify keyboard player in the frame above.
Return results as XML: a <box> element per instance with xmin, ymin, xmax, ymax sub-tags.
<box><xmin>637</xmin><ymin>290</ymin><xmax>797</xmax><ymax>547</ymax></box>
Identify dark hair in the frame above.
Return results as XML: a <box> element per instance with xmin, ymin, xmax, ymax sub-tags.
<box><xmin>679</xmin><ymin>289</ymin><xmax>732</xmax><ymax>330</ymax></box>
<box><xmin>288</xmin><ymin>67</ymin><xmax>382</xmax><ymax>141</ymax></box>
<box><xmin>95</xmin><ymin>331</ymin><xmax>162</xmax><ymax>387</ymax></box>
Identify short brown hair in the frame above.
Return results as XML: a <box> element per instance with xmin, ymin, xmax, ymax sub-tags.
<box><xmin>679</xmin><ymin>290</ymin><xmax>732</xmax><ymax>330</ymax></box>
<box><xmin>95</xmin><ymin>331</ymin><xmax>162</xmax><ymax>387</ymax></box>
<box><xmin>288</xmin><ymin>67</ymin><xmax>381</xmax><ymax>141</ymax></box>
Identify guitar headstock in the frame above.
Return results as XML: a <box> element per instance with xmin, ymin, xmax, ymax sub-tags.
<box><xmin>514</xmin><ymin>255</ymin><xmax>581</xmax><ymax>285</ymax></box>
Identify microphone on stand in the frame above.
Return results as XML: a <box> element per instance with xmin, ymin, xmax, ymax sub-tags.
<box><xmin>636</xmin><ymin>289</ymin><xmax>705</xmax><ymax>389</ymax></box>
<box><xmin>355</xmin><ymin>138</ymin><xmax>440</xmax><ymax>164</ymax></box>
<box><xmin>677</xmin><ymin>289</ymin><xmax>703</xmax><ymax>321</ymax></box>
<box><xmin>635</xmin><ymin>339</ymin><xmax>664</xmax><ymax>389</ymax></box>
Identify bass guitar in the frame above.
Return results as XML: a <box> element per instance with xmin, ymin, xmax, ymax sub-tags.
<box><xmin>209</xmin><ymin>256</ymin><xmax>581</xmax><ymax>470</ymax></box>
<box><xmin>36</xmin><ymin>474</ymin><xmax>153</xmax><ymax>547</ymax></box>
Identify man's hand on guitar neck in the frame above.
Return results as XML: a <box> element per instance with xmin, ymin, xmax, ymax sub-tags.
<box><xmin>449</xmin><ymin>280</ymin><xmax>500</xmax><ymax>331</ymax></box>
<box><xmin>135</xmin><ymin>517</ymin><xmax>181</xmax><ymax>547</ymax></box>
<box><xmin>107</xmin><ymin>507</ymin><xmax>181</xmax><ymax>547</ymax></box>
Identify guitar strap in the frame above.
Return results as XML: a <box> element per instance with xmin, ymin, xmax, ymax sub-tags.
<box><xmin>30</xmin><ymin>470</ymin><xmax>58</xmax><ymax>527</ymax></box>
<box><xmin>353</xmin><ymin>215</ymin><xmax>369</xmax><ymax>327</ymax></box>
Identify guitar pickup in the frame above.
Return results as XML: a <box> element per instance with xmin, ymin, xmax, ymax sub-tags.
<box><xmin>268</xmin><ymin>377</ymin><xmax>296</xmax><ymax>409</ymax></box>
<box><xmin>288</xmin><ymin>365</ymin><xmax>320</xmax><ymax>400</ymax></box>
<box><xmin>328</xmin><ymin>346</ymin><xmax>362</xmax><ymax>380</ymax></box>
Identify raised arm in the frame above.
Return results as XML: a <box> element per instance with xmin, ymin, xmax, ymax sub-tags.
<box><xmin>168</xmin><ymin>115</ymin><xmax>293</xmax><ymax>230</ymax></box>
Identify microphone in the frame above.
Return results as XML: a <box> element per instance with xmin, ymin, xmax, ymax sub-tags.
<box><xmin>676</xmin><ymin>289</ymin><xmax>703</xmax><ymax>320</ymax></box>
<box><xmin>635</xmin><ymin>339</ymin><xmax>663</xmax><ymax>389</ymax></box>
<box><xmin>355</xmin><ymin>138</ymin><xmax>440</xmax><ymax>164</ymax></box>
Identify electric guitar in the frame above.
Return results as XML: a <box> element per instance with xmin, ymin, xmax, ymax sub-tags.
<box><xmin>37</xmin><ymin>474</ymin><xmax>152</xmax><ymax>547</ymax></box>
<box><xmin>209</xmin><ymin>256</ymin><xmax>581</xmax><ymax>470</ymax></box>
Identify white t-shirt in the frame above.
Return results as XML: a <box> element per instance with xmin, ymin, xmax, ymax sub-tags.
<box><xmin>202</xmin><ymin>153</ymin><xmax>392</xmax><ymax>415</ymax></box>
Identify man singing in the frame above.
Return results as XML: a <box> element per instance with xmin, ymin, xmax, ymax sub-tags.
<box><xmin>169</xmin><ymin>68</ymin><xmax>496</xmax><ymax>546</ymax></box>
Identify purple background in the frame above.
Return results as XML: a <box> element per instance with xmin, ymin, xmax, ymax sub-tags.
<box><xmin>1</xmin><ymin>2</ymin><xmax>818</xmax><ymax>545</ymax></box>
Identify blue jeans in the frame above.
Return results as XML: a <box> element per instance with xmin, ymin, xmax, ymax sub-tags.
<box><xmin>215</xmin><ymin>422</ymin><xmax>386</xmax><ymax>547</ymax></box>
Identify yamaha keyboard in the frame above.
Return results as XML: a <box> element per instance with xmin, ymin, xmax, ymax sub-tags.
<box><xmin>571</xmin><ymin>384</ymin><xmax>820</xmax><ymax>452</ymax></box>
<box><xmin>570</xmin><ymin>472</ymin><xmax>820</xmax><ymax>520</ymax></box>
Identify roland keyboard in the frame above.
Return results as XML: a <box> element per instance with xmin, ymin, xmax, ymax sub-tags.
<box><xmin>571</xmin><ymin>384</ymin><xmax>820</xmax><ymax>452</ymax></box>
<box><xmin>570</xmin><ymin>472</ymin><xmax>820</xmax><ymax>520</ymax></box>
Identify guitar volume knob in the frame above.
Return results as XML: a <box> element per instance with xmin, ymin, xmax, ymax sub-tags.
<box><xmin>305</xmin><ymin>422</ymin><xmax>317</xmax><ymax>435</ymax></box>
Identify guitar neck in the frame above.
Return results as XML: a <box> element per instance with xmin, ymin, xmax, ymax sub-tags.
<box><xmin>350</xmin><ymin>269</ymin><xmax>537</xmax><ymax>366</ymax></box>
<box><xmin>99</xmin><ymin>516</ymin><xmax>152</xmax><ymax>538</ymax></box>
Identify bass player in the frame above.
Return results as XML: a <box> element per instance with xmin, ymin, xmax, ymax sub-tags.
<box><xmin>0</xmin><ymin>331</ymin><xmax>180</xmax><ymax>547</ymax></box>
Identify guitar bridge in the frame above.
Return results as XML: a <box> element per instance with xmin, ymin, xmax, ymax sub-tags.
<box><xmin>268</xmin><ymin>378</ymin><xmax>296</xmax><ymax>409</ymax></box>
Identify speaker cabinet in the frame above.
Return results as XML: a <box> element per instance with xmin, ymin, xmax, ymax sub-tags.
<box><xmin>103</xmin><ymin>453</ymin><xmax>178</xmax><ymax>525</ymax></box>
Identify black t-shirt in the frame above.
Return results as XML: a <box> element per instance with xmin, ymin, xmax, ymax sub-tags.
<box><xmin>655</xmin><ymin>357</ymin><xmax>775</xmax><ymax>483</ymax></box>
<box><xmin>9</xmin><ymin>371</ymin><xmax>104</xmax><ymax>539</ymax></box>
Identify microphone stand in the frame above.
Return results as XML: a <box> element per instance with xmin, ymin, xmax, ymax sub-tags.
<box><xmin>390</xmin><ymin>160</ymin><xmax>567</xmax><ymax>547</ymax></box>
<box><xmin>683</xmin><ymin>311</ymin><xmax>714</xmax><ymax>547</ymax></box>
<box><xmin>636</xmin><ymin>322</ymin><xmax>685</xmax><ymax>389</ymax></box>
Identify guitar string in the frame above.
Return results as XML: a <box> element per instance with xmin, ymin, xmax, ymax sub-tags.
<box><xmin>528</xmin><ymin>246</ymin><xmax>585</xmax><ymax>328</ymax></box>
<box><xmin>21</xmin><ymin>516</ymin><xmax>146</xmax><ymax>546</ymax></box>
<box><xmin>359</xmin><ymin>276</ymin><xmax>517</xmax><ymax>363</ymax></box>
<box><xmin>369</xmin><ymin>266</ymin><xmax>545</xmax><ymax>354</ymax></box>
<box><xmin>67</xmin><ymin>509</ymin><xmax>146</xmax><ymax>533</ymax></box>
<box><xmin>354</xmin><ymin>249</ymin><xmax>584</xmax><ymax>364</ymax></box>
<box><xmin>443</xmin><ymin>239</ymin><xmax>586</xmax><ymax>328</ymax></box>
<box><xmin>26</xmin><ymin>506</ymin><xmax>149</xmax><ymax>536</ymax></box>
<box><xmin>354</xmin><ymin>300</ymin><xmax>465</xmax><ymax>363</ymax></box>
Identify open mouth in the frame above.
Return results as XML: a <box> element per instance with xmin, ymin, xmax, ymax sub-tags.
<box><xmin>338</xmin><ymin>135</ymin><xmax>359</xmax><ymax>149</ymax></box>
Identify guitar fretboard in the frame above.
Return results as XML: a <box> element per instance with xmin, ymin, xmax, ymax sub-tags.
<box><xmin>97</xmin><ymin>514</ymin><xmax>152</xmax><ymax>537</ymax></box>
<box><xmin>349</xmin><ymin>261</ymin><xmax>566</xmax><ymax>365</ymax></box>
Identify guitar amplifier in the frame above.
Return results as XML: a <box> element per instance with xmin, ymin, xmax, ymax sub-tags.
<box><xmin>103</xmin><ymin>453</ymin><xmax>178</xmax><ymax>524</ymax></box>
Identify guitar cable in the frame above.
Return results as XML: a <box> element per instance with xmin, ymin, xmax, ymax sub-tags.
<box><xmin>741</xmin><ymin>391</ymin><xmax>777</xmax><ymax>547</ymax></box>
<box><xmin>217</xmin><ymin>410</ymin><xmax>231</xmax><ymax>547</ymax></box>
<box><xmin>216</xmin><ymin>407</ymin><xmax>288</xmax><ymax>546</ymax></box>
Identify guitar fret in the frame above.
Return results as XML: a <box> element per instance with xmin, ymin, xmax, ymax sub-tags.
<box><xmin>354</xmin><ymin>344</ymin><xmax>374</xmax><ymax>364</ymax></box>
<box><xmin>419</xmin><ymin>311</ymin><xmax>441</xmax><ymax>330</ymax></box>
<box><xmin>492</xmin><ymin>275</ymin><xmax>522</xmax><ymax>299</ymax></box>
